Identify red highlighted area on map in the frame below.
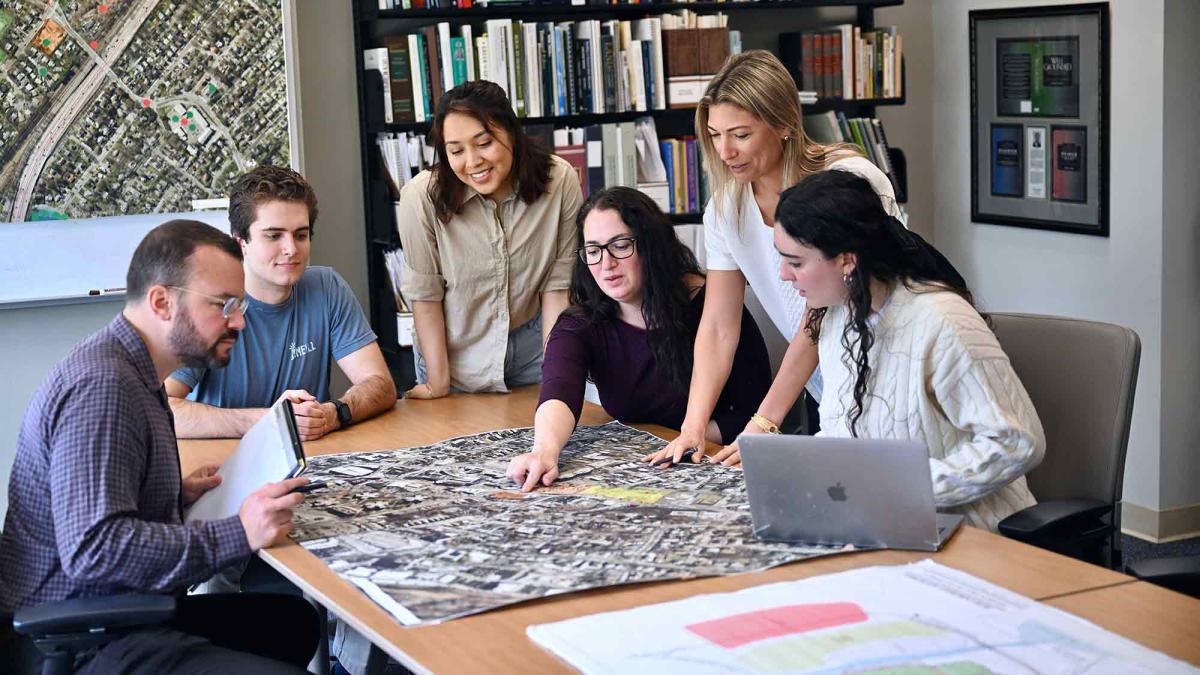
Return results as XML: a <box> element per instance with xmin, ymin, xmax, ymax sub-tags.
<box><xmin>686</xmin><ymin>602</ymin><xmax>869</xmax><ymax>649</ymax></box>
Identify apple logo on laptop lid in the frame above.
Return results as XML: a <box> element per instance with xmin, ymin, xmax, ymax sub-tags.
<box><xmin>827</xmin><ymin>482</ymin><xmax>848</xmax><ymax>502</ymax></box>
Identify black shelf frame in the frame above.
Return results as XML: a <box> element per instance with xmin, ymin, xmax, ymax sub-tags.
<box><xmin>373</xmin><ymin>97</ymin><xmax>905</xmax><ymax>134</ymax></box>
<box><xmin>353</xmin><ymin>0</ymin><xmax>904</xmax><ymax>388</ymax></box>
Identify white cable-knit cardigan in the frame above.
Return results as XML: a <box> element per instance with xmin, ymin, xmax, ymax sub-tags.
<box><xmin>816</xmin><ymin>284</ymin><xmax>1046</xmax><ymax>532</ymax></box>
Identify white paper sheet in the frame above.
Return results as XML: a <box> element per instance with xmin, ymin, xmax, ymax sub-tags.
<box><xmin>528</xmin><ymin>560</ymin><xmax>1197</xmax><ymax>675</ymax></box>
<box><xmin>185</xmin><ymin>400</ymin><xmax>303</xmax><ymax>522</ymax></box>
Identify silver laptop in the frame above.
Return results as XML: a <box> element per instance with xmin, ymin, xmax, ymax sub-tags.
<box><xmin>738</xmin><ymin>434</ymin><xmax>964</xmax><ymax>552</ymax></box>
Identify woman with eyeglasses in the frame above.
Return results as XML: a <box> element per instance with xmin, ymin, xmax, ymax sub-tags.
<box><xmin>396</xmin><ymin>80</ymin><xmax>582</xmax><ymax>398</ymax></box>
<box><xmin>505</xmin><ymin>187</ymin><xmax>772</xmax><ymax>491</ymax></box>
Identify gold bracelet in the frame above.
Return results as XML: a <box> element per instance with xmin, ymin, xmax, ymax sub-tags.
<box><xmin>750</xmin><ymin>413</ymin><xmax>781</xmax><ymax>434</ymax></box>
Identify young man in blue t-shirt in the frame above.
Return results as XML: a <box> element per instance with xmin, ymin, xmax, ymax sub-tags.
<box><xmin>166</xmin><ymin>166</ymin><xmax>396</xmax><ymax>440</ymax></box>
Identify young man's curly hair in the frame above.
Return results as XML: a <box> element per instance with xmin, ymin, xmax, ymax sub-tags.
<box><xmin>228</xmin><ymin>165</ymin><xmax>319</xmax><ymax>241</ymax></box>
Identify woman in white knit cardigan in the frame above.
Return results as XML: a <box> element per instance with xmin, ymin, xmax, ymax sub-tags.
<box><xmin>772</xmin><ymin>170</ymin><xmax>1046</xmax><ymax>532</ymax></box>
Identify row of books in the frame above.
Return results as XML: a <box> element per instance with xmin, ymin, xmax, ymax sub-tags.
<box><xmin>365</xmin><ymin>17</ymin><xmax>677</xmax><ymax>124</ymax></box>
<box><xmin>376</xmin><ymin>132</ymin><xmax>436</xmax><ymax>194</ymax></box>
<box><xmin>377</xmin><ymin>110</ymin><xmax>895</xmax><ymax>229</ymax></box>
<box><xmin>546</xmin><ymin>118</ymin><xmax>707</xmax><ymax>216</ymax></box>
<box><xmin>377</xmin><ymin>119</ymin><xmax>654</xmax><ymax>200</ymax></box>
<box><xmin>803</xmin><ymin>110</ymin><xmax>900</xmax><ymax>198</ymax></box>
<box><xmin>378</xmin><ymin>115</ymin><xmax>703</xmax><ymax>219</ymax></box>
<box><xmin>658</xmin><ymin>136</ymin><xmax>710</xmax><ymax>215</ymax></box>
<box><xmin>779</xmin><ymin>25</ymin><xmax>903</xmax><ymax>100</ymax></box>
<box><xmin>381</xmin><ymin>247</ymin><xmax>412</xmax><ymax>314</ymax></box>
<box><xmin>362</xmin><ymin>11</ymin><xmax>754</xmax><ymax>125</ymax></box>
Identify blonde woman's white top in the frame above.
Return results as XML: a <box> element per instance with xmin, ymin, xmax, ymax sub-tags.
<box><xmin>702</xmin><ymin>156</ymin><xmax>900</xmax><ymax>396</ymax></box>
<box><xmin>816</xmin><ymin>283</ymin><xmax>1045</xmax><ymax>532</ymax></box>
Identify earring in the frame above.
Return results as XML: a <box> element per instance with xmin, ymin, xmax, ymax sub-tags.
<box><xmin>783</xmin><ymin>135</ymin><xmax>791</xmax><ymax>142</ymax></box>
<box><xmin>843</xmin><ymin>272</ymin><xmax>852</xmax><ymax>286</ymax></box>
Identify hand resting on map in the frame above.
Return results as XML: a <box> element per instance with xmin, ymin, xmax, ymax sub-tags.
<box><xmin>506</xmin><ymin>450</ymin><xmax>561</xmax><ymax>492</ymax></box>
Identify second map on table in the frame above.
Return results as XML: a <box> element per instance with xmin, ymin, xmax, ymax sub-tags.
<box><xmin>291</xmin><ymin>422</ymin><xmax>844</xmax><ymax>625</ymax></box>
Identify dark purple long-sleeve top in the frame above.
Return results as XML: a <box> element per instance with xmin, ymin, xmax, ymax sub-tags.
<box><xmin>537</xmin><ymin>287</ymin><xmax>772</xmax><ymax>443</ymax></box>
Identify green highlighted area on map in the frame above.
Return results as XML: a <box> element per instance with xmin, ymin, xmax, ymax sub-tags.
<box><xmin>740</xmin><ymin>620</ymin><xmax>946</xmax><ymax>672</ymax></box>
<box><xmin>0</xmin><ymin>8</ymin><xmax>10</xmax><ymax>64</ymax></box>
<box><xmin>859</xmin><ymin>663</ymin><xmax>994</xmax><ymax>675</ymax></box>
<box><xmin>30</xmin><ymin>208</ymin><xmax>69</xmax><ymax>221</ymax></box>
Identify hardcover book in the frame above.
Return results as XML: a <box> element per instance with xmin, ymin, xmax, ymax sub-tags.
<box><xmin>1051</xmin><ymin>125</ymin><xmax>1087</xmax><ymax>203</ymax></box>
<box><xmin>990</xmin><ymin>124</ymin><xmax>1023</xmax><ymax>198</ymax></box>
<box><xmin>996</xmin><ymin>37</ymin><xmax>1080</xmax><ymax>117</ymax></box>
<box><xmin>449</xmin><ymin>37</ymin><xmax>468</xmax><ymax>87</ymax></box>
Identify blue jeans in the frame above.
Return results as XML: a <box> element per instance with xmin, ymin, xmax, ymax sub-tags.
<box><xmin>413</xmin><ymin>313</ymin><xmax>543</xmax><ymax>390</ymax></box>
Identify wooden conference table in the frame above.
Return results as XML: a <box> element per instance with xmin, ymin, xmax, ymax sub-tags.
<box><xmin>179</xmin><ymin>388</ymin><xmax>1200</xmax><ymax>673</ymax></box>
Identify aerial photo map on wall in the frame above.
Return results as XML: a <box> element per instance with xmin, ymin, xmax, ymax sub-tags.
<box><xmin>0</xmin><ymin>0</ymin><xmax>289</xmax><ymax>223</ymax></box>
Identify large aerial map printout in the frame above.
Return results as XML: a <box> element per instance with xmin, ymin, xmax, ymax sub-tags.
<box><xmin>291</xmin><ymin>422</ymin><xmax>845</xmax><ymax>626</ymax></box>
<box><xmin>0</xmin><ymin>0</ymin><xmax>289</xmax><ymax>223</ymax></box>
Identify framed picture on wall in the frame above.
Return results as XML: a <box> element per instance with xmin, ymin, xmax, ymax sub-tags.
<box><xmin>970</xmin><ymin>3</ymin><xmax>1109</xmax><ymax>236</ymax></box>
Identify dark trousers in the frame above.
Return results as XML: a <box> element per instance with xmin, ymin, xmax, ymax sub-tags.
<box><xmin>780</xmin><ymin>390</ymin><xmax>822</xmax><ymax>436</ymax></box>
<box><xmin>3</xmin><ymin>592</ymin><xmax>319</xmax><ymax>675</ymax></box>
<box><xmin>804</xmin><ymin>390</ymin><xmax>821</xmax><ymax>435</ymax></box>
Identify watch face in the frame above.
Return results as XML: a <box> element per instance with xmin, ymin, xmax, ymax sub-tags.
<box><xmin>336</xmin><ymin>400</ymin><xmax>352</xmax><ymax>424</ymax></box>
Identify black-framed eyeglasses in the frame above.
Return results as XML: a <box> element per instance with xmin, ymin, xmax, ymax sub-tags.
<box><xmin>168</xmin><ymin>286</ymin><xmax>249</xmax><ymax>320</ymax></box>
<box><xmin>578</xmin><ymin>237</ymin><xmax>637</xmax><ymax>265</ymax></box>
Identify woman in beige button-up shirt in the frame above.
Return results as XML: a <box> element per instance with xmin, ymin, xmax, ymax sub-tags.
<box><xmin>397</xmin><ymin>81</ymin><xmax>583</xmax><ymax>397</ymax></box>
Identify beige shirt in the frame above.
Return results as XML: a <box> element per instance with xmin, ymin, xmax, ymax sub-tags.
<box><xmin>397</xmin><ymin>154</ymin><xmax>583</xmax><ymax>393</ymax></box>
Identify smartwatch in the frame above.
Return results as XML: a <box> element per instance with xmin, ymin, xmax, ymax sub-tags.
<box><xmin>333</xmin><ymin>399</ymin><xmax>352</xmax><ymax>427</ymax></box>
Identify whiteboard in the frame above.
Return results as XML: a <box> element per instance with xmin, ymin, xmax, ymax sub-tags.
<box><xmin>0</xmin><ymin>210</ymin><xmax>231</xmax><ymax>308</ymax></box>
<box><xmin>0</xmin><ymin>0</ymin><xmax>302</xmax><ymax>309</ymax></box>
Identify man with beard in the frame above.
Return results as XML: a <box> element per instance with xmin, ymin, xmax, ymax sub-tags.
<box><xmin>0</xmin><ymin>220</ymin><xmax>320</xmax><ymax>673</ymax></box>
<box><xmin>165</xmin><ymin>166</ymin><xmax>396</xmax><ymax>441</ymax></box>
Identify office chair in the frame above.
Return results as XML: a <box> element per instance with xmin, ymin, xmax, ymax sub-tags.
<box><xmin>990</xmin><ymin>313</ymin><xmax>1141</xmax><ymax>570</ymax></box>
<box><xmin>1126</xmin><ymin>556</ymin><xmax>1200</xmax><ymax>599</ymax></box>
<box><xmin>10</xmin><ymin>594</ymin><xmax>175</xmax><ymax>675</ymax></box>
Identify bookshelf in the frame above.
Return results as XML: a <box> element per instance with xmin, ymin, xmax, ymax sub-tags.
<box><xmin>352</xmin><ymin>0</ymin><xmax>907</xmax><ymax>388</ymax></box>
<box><xmin>377</xmin><ymin>96</ymin><xmax>906</xmax><ymax>134</ymax></box>
<box><xmin>366</xmin><ymin>1</ymin><xmax>904</xmax><ymax>21</ymax></box>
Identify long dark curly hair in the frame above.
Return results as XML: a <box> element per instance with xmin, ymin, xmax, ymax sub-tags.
<box><xmin>777</xmin><ymin>170</ymin><xmax>975</xmax><ymax>436</ymax></box>
<box><xmin>566</xmin><ymin>187</ymin><xmax>704</xmax><ymax>391</ymax></box>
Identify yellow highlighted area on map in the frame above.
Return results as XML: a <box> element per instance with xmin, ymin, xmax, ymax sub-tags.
<box><xmin>581</xmin><ymin>486</ymin><xmax>667</xmax><ymax>504</ymax></box>
<box><xmin>740</xmin><ymin>620</ymin><xmax>947</xmax><ymax>672</ymax></box>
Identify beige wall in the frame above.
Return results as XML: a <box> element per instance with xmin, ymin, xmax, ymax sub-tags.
<box><xmin>293</xmin><ymin>1</ymin><xmax>368</xmax><ymax>395</ymax></box>
<box><xmin>1157</xmin><ymin>0</ymin><xmax>1200</xmax><ymax>530</ymax></box>
<box><xmin>923</xmin><ymin>0</ymin><xmax>1200</xmax><ymax>540</ymax></box>
<box><xmin>876</xmin><ymin>0</ymin><xmax>933</xmax><ymax>240</ymax></box>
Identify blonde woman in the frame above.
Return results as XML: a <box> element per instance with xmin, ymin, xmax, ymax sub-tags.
<box><xmin>647</xmin><ymin>50</ymin><xmax>901</xmax><ymax>467</ymax></box>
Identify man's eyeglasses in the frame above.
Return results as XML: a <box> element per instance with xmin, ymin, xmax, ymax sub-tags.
<box><xmin>578</xmin><ymin>237</ymin><xmax>637</xmax><ymax>265</ymax></box>
<box><xmin>168</xmin><ymin>286</ymin><xmax>249</xmax><ymax>320</ymax></box>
